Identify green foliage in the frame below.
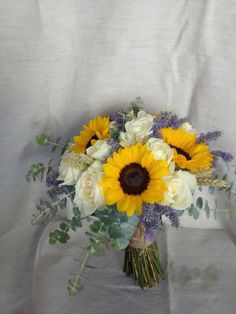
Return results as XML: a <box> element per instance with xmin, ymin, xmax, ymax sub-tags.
<box><xmin>208</xmin><ymin>186</ymin><xmax>215</xmax><ymax>195</ymax></box>
<box><xmin>196</xmin><ymin>197</ymin><xmax>203</xmax><ymax>209</ymax></box>
<box><xmin>60</xmin><ymin>138</ymin><xmax>70</xmax><ymax>156</ymax></box>
<box><xmin>35</xmin><ymin>133</ymin><xmax>65</xmax><ymax>153</ymax></box>
<box><xmin>204</xmin><ymin>200</ymin><xmax>210</xmax><ymax>219</ymax></box>
<box><xmin>89</xmin><ymin>221</ymin><xmax>102</xmax><ymax>233</ymax></box>
<box><xmin>193</xmin><ymin>207</ymin><xmax>200</xmax><ymax>219</ymax></box>
<box><xmin>130</xmin><ymin>97</ymin><xmax>143</xmax><ymax>116</ymax></box>
<box><xmin>188</xmin><ymin>205</ymin><xmax>194</xmax><ymax>217</ymax></box>
<box><xmin>176</xmin><ymin>210</ymin><xmax>184</xmax><ymax>217</ymax></box>
<box><xmin>49</xmin><ymin>229</ymin><xmax>70</xmax><ymax>244</ymax></box>
<box><xmin>25</xmin><ymin>162</ymin><xmax>46</xmax><ymax>182</ymax></box>
<box><xmin>36</xmin><ymin>134</ymin><xmax>51</xmax><ymax>146</ymax></box>
<box><xmin>67</xmin><ymin>278</ymin><xmax>84</xmax><ymax>296</ymax></box>
<box><xmin>108</xmin><ymin>225</ymin><xmax>122</xmax><ymax>239</ymax></box>
<box><xmin>31</xmin><ymin>191</ymin><xmax>75</xmax><ymax>225</ymax></box>
<box><xmin>109</xmin><ymin>128</ymin><xmax>120</xmax><ymax>140</ymax></box>
<box><xmin>48</xmin><ymin>206</ymin><xmax>83</xmax><ymax>244</ymax></box>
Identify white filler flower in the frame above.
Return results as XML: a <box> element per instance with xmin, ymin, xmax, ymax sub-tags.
<box><xmin>163</xmin><ymin>170</ymin><xmax>198</xmax><ymax>210</ymax></box>
<box><xmin>58</xmin><ymin>151</ymin><xmax>83</xmax><ymax>185</ymax></box>
<box><xmin>181</xmin><ymin>122</ymin><xmax>198</xmax><ymax>134</ymax></box>
<box><xmin>119</xmin><ymin>110</ymin><xmax>154</xmax><ymax>147</ymax></box>
<box><xmin>74</xmin><ymin>161</ymin><xmax>105</xmax><ymax>217</ymax></box>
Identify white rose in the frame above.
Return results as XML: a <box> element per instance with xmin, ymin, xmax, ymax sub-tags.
<box><xmin>182</xmin><ymin>122</ymin><xmax>198</xmax><ymax>134</ymax></box>
<box><xmin>86</xmin><ymin>140</ymin><xmax>112</xmax><ymax>161</ymax></box>
<box><xmin>119</xmin><ymin>132</ymin><xmax>136</xmax><ymax>147</ymax></box>
<box><xmin>119</xmin><ymin>110</ymin><xmax>154</xmax><ymax>147</ymax></box>
<box><xmin>163</xmin><ymin>170</ymin><xmax>198</xmax><ymax>210</ymax></box>
<box><xmin>74</xmin><ymin>161</ymin><xmax>105</xmax><ymax>216</ymax></box>
<box><xmin>147</xmin><ymin>138</ymin><xmax>174</xmax><ymax>165</ymax></box>
<box><xmin>57</xmin><ymin>152</ymin><xmax>82</xmax><ymax>186</ymax></box>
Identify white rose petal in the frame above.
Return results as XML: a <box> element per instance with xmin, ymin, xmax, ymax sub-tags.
<box><xmin>86</xmin><ymin>140</ymin><xmax>112</xmax><ymax>161</ymax></box>
<box><xmin>163</xmin><ymin>170</ymin><xmax>198</xmax><ymax>209</ymax></box>
<box><xmin>74</xmin><ymin>161</ymin><xmax>105</xmax><ymax>217</ymax></box>
<box><xmin>119</xmin><ymin>110</ymin><xmax>154</xmax><ymax>147</ymax></box>
<box><xmin>58</xmin><ymin>153</ymin><xmax>82</xmax><ymax>186</ymax></box>
<box><xmin>119</xmin><ymin>131</ymin><xmax>136</xmax><ymax>147</ymax></box>
<box><xmin>182</xmin><ymin>122</ymin><xmax>198</xmax><ymax>134</ymax></box>
<box><xmin>147</xmin><ymin>138</ymin><xmax>174</xmax><ymax>165</ymax></box>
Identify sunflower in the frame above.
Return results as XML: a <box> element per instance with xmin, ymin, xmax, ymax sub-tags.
<box><xmin>161</xmin><ymin>128</ymin><xmax>213</xmax><ymax>172</ymax></box>
<box><xmin>72</xmin><ymin>116</ymin><xmax>110</xmax><ymax>153</ymax></box>
<box><xmin>100</xmin><ymin>143</ymin><xmax>169</xmax><ymax>216</ymax></box>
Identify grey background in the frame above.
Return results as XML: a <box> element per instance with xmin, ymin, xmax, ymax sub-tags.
<box><xmin>0</xmin><ymin>1</ymin><xmax>236</xmax><ymax>313</ymax></box>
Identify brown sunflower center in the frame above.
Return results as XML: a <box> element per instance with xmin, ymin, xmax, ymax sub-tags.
<box><xmin>86</xmin><ymin>135</ymin><xmax>98</xmax><ymax>149</ymax></box>
<box><xmin>119</xmin><ymin>163</ymin><xmax>150</xmax><ymax>195</ymax></box>
<box><xmin>170</xmin><ymin>145</ymin><xmax>191</xmax><ymax>160</ymax></box>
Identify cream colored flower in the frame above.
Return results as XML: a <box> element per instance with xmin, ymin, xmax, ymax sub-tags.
<box><xmin>86</xmin><ymin>140</ymin><xmax>112</xmax><ymax>161</ymax></box>
<box><xmin>57</xmin><ymin>150</ymin><xmax>93</xmax><ymax>185</ymax></box>
<box><xmin>74</xmin><ymin>161</ymin><xmax>105</xmax><ymax>216</ymax></box>
<box><xmin>119</xmin><ymin>110</ymin><xmax>154</xmax><ymax>147</ymax></box>
<box><xmin>146</xmin><ymin>138</ymin><xmax>174</xmax><ymax>164</ymax></box>
<box><xmin>181</xmin><ymin>122</ymin><xmax>198</xmax><ymax>134</ymax></box>
<box><xmin>163</xmin><ymin>170</ymin><xmax>197</xmax><ymax>209</ymax></box>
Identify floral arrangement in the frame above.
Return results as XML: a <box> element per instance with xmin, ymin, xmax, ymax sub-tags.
<box><xmin>26</xmin><ymin>98</ymin><xmax>234</xmax><ymax>295</ymax></box>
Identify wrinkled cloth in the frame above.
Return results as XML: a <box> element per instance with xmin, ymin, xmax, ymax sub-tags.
<box><xmin>0</xmin><ymin>1</ymin><xmax>236</xmax><ymax>313</ymax></box>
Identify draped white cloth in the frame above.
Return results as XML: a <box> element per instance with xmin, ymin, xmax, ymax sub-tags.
<box><xmin>0</xmin><ymin>1</ymin><xmax>236</xmax><ymax>313</ymax></box>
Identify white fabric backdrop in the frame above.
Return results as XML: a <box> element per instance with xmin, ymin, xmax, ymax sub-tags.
<box><xmin>0</xmin><ymin>1</ymin><xmax>236</xmax><ymax>313</ymax></box>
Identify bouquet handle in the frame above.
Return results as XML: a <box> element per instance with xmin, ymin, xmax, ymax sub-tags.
<box><xmin>123</xmin><ymin>224</ymin><xmax>165</xmax><ymax>289</ymax></box>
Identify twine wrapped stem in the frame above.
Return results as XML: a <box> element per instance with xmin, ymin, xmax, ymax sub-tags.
<box><xmin>123</xmin><ymin>224</ymin><xmax>164</xmax><ymax>289</ymax></box>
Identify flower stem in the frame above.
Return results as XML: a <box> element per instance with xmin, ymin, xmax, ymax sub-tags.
<box><xmin>123</xmin><ymin>241</ymin><xmax>164</xmax><ymax>288</ymax></box>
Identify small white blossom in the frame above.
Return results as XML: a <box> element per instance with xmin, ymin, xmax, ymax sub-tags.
<box><xmin>182</xmin><ymin>122</ymin><xmax>198</xmax><ymax>134</ymax></box>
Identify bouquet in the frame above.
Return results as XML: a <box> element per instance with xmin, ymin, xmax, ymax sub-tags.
<box><xmin>26</xmin><ymin>99</ymin><xmax>234</xmax><ymax>295</ymax></box>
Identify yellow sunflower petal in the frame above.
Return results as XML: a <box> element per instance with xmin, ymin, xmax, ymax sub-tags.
<box><xmin>72</xmin><ymin>116</ymin><xmax>110</xmax><ymax>153</ymax></box>
<box><xmin>103</xmin><ymin>164</ymin><xmax>120</xmax><ymax>179</ymax></box>
<box><xmin>100</xmin><ymin>143</ymin><xmax>169</xmax><ymax>216</ymax></box>
<box><xmin>103</xmin><ymin>188</ymin><xmax>124</xmax><ymax>205</ymax></box>
<box><xmin>161</xmin><ymin>127</ymin><xmax>213</xmax><ymax>172</ymax></box>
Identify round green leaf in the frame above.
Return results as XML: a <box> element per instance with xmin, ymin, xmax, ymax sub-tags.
<box><xmin>108</xmin><ymin>225</ymin><xmax>123</xmax><ymax>239</ymax></box>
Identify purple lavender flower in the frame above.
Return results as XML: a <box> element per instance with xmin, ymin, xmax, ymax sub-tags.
<box><xmin>46</xmin><ymin>171</ymin><xmax>64</xmax><ymax>199</ymax></box>
<box><xmin>212</xmin><ymin>150</ymin><xmax>234</xmax><ymax>164</ymax></box>
<box><xmin>105</xmin><ymin>139</ymin><xmax>120</xmax><ymax>160</ymax></box>
<box><xmin>110</xmin><ymin>111</ymin><xmax>126</xmax><ymax>125</ymax></box>
<box><xmin>152</xmin><ymin>111</ymin><xmax>188</xmax><ymax>138</ymax></box>
<box><xmin>196</xmin><ymin>131</ymin><xmax>222</xmax><ymax>144</ymax></box>
<box><xmin>140</xmin><ymin>203</ymin><xmax>162</xmax><ymax>241</ymax></box>
<box><xmin>140</xmin><ymin>203</ymin><xmax>180</xmax><ymax>241</ymax></box>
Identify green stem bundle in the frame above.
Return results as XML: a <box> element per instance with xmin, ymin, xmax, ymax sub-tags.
<box><xmin>123</xmin><ymin>241</ymin><xmax>165</xmax><ymax>289</ymax></box>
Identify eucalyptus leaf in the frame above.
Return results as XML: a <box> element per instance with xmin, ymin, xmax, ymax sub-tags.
<box><xmin>108</xmin><ymin>225</ymin><xmax>123</xmax><ymax>239</ymax></box>
<box><xmin>36</xmin><ymin>134</ymin><xmax>50</xmax><ymax>146</ymax></box>
<box><xmin>188</xmin><ymin>205</ymin><xmax>194</xmax><ymax>216</ymax></box>
<box><xmin>176</xmin><ymin>210</ymin><xmax>184</xmax><ymax>217</ymax></box>
<box><xmin>193</xmin><ymin>208</ymin><xmax>200</xmax><ymax>220</ymax></box>
<box><xmin>208</xmin><ymin>186</ymin><xmax>215</xmax><ymax>195</ymax></box>
<box><xmin>89</xmin><ymin>221</ymin><xmax>101</xmax><ymax>233</ymax></box>
<box><xmin>196</xmin><ymin>197</ymin><xmax>203</xmax><ymax>209</ymax></box>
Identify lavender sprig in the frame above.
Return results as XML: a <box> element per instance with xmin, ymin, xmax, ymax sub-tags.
<box><xmin>212</xmin><ymin>150</ymin><xmax>234</xmax><ymax>164</ymax></box>
<box><xmin>46</xmin><ymin>171</ymin><xmax>64</xmax><ymax>199</ymax></box>
<box><xmin>196</xmin><ymin>131</ymin><xmax>222</xmax><ymax>144</ymax></box>
<box><xmin>152</xmin><ymin>111</ymin><xmax>188</xmax><ymax>138</ymax></box>
<box><xmin>140</xmin><ymin>203</ymin><xmax>180</xmax><ymax>241</ymax></box>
